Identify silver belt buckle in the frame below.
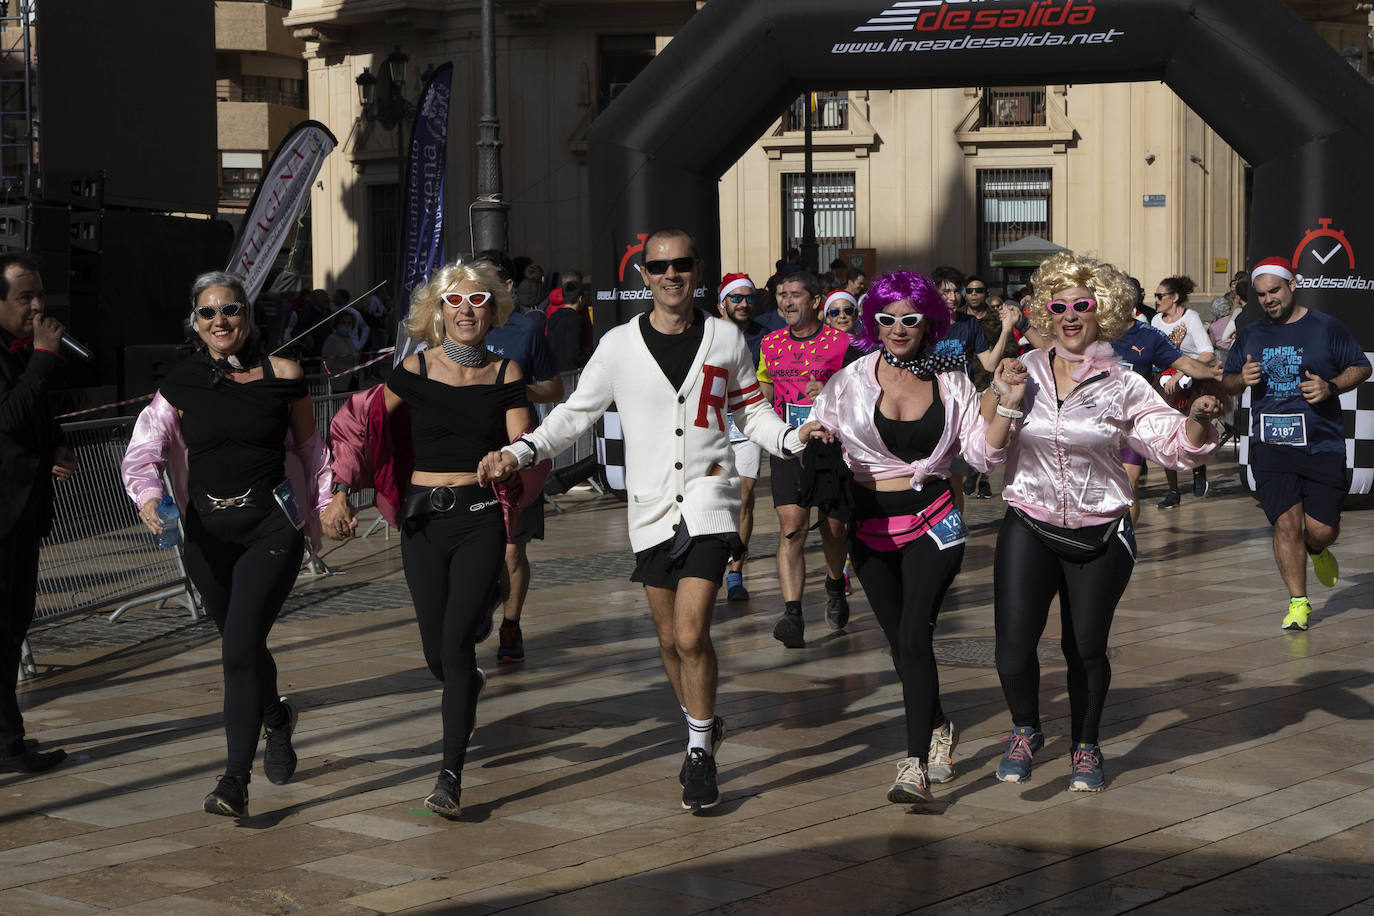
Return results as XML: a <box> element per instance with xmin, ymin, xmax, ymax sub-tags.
<box><xmin>206</xmin><ymin>488</ymin><xmax>254</xmax><ymax>511</ymax></box>
<box><xmin>428</xmin><ymin>486</ymin><xmax>457</xmax><ymax>513</ymax></box>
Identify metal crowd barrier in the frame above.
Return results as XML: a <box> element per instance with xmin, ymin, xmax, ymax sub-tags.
<box><xmin>33</xmin><ymin>417</ymin><xmax>197</xmax><ymax>630</ymax></box>
<box><xmin>538</xmin><ymin>369</ymin><xmax>607</xmax><ymax>512</ymax></box>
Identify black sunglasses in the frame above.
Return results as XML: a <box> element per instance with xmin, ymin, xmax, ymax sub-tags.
<box><xmin>643</xmin><ymin>257</ymin><xmax>696</xmax><ymax>275</ymax></box>
<box><xmin>964</xmin><ymin>286</ymin><xmax>987</xmax><ymax>294</ymax></box>
<box><xmin>725</xmin><ymin>293</ymin><xmax>755</xmax><ymax>305</ymax></box>
<box><xmin>194</xmin><ymin>302</ymin><xmax>246</xmax><ymax>320</ymax></box>
<box><xmin>827</xmin><ymin>306</ymin><xmax>857</xmax><ymax>317</ymax></box>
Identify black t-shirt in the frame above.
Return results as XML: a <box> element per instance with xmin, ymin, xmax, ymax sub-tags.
<box><xmin>387</xmin><ymin>353</ymin><xmax>527</xmax><ymax>472</ymax></box>
<box><xmin>639</xmin><ymin>309</ymin><xmax>706</xmax><ymax>391</ymax></box>
<box><xmin>160</xmin><ymin>353</ymin><xmax>306</xmax><ymax>494</ymax></box>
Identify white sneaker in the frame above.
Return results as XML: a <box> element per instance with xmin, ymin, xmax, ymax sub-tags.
<box><xmin>927</xmin><ymin>720</ymin><xmax>958</xmax><ymax>784</ymax></box>
<box><xmin>887</xmin><ymin>756</ymin><xmax>933</xmax><ymax>803</ymax></box>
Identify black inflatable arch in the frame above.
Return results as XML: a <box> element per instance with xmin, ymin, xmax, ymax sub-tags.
<box><xmin>589</xmin><ymin>0</ymin><xmax>1374</xmax><ymax>334</ymax></box>
<box><xmin>588</xmin><ymin>0</ymin><xmax>1374</xmax><ymax>490</ymax></box>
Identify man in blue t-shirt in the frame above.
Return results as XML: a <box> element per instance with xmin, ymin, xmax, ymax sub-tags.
<box><xmin>1222</xmin><ymin>257</ymin><xmax>1371</xmax><ymax>632</ymax></box>
<box><xmin>480</xmin><ymin>255</ymin><xmax>565</xmax><ymax>664</ymax></box>
<box><xmin>1112</xmin><ymin>319</ymin><xmax>1221</xmax><ymax>524</ymax></box>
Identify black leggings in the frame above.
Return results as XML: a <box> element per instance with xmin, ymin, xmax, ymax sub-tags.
<box><xmin>993</xmin><ymin>509</ymin><xmax>1134</xmax><ymax>745</ymax></box>
<box><xmin>184</xmin><ymin>503</ymin><xmax>304</xmax><ymax>778</ymax></box>
<box><xmin>401</xmin><ymin>494</ymin><xmax>504</xmax><ymax>773</ymax></box>
<box><xmin>850</xmin><ymin>486</ymin><xmax>964</xmax><ymax>760</ymax></box>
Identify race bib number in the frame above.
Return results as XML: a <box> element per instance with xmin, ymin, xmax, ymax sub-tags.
<box><xmin>1260</xmin><ymin>413</ymin><xmax>1308</xmax><ymax>447</ymax></box>
<box><xmin>786</xmin><ymin>402</ymin><xmax>813</xmax><ymax>427</ymax></box>
<box><xmin>926</xmin><ymin>508</ymin><xmax>968</xmax><ymax>551</ymax></box>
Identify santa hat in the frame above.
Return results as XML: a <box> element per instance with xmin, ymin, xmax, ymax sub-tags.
<box><xmin>718</xmin><ymin>273</ymin><xmax>755</xmax><ymax>301</ymax></box>
<box><xmin>825</xmin><ymin>289</ymin><xmax>857</xmax><ymax>310</ymax></box>
<box><xmin>1251</xmin><ymin>257</ymin><xmax>1294</xmax><ymax>283</ymax></box>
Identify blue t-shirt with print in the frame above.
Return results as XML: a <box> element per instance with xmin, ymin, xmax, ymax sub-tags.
<box><xmin>1113</xmin><ymin>320</ymin><xmax>1182</xmax><ymax>377</ymax></box>
<box><xmin>1224</xmin><ymin>308</ymin><xmax>1369</xmax><ymax>455</ymax></box>
<box><xmin>486</xmin><ymin>310</ymin><xmax>559</xmax><ymax>382</ymax></box>
<box><xmin>932</xmin><ymin>312</ymin><xmax>989</xmax><ymax>376</ymax></box>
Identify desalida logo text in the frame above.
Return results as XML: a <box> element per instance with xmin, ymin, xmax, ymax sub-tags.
<box><xmin>855</xmin><ymin>0</ymin><xmax>1098</xmax><ymax>34</ymax></box>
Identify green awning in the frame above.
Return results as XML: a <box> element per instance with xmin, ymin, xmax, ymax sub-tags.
<box><xmin>989</xmin><ymin>235</ymin><xmax>1070</xmax><ymax>268</ymax></box>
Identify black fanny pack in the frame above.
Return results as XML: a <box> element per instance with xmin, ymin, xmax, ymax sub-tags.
<box><xmin>403</xmin><ymin>483</ymin><xmax>499</xmax><ymax>521</ymax></box>
<box><xmin>1009</xmin><ymin>506</ymin><xmax>1119</xmax><ymax>563</ymax></box>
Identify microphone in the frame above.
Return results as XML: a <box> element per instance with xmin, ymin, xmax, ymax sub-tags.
<box><xmin>60</xmin><ymin>335</ymin><xmax>93</xmax><ymax>361</ymax></box>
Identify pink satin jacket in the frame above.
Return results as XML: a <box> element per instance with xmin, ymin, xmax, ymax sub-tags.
<box><xmin>120</xmin><ymin>392</ymin><xmax>333</xmax><ymax>550</ymax></box>
<box><xmin>810</xmin><ymin>351</ymin><xmax>1005</xmax><ymax>489</ymax></box>
<box><xmin>1002</xmin><ymin>348</ymin><xmax>1217</xmax><ymax>527</ymax></box>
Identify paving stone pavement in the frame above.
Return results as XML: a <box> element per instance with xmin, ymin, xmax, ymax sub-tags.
<box><xmin>5</xmin><ymin>454</ymin><xmax>1374</xmax><ymax>915</ymax></box>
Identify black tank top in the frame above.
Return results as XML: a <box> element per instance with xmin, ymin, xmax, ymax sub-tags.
<box><xmin>160</xmin><ymin>353</ymin><xmax>306</xmax><ymax>494</ymax></box>
<box><xmin>387</xmin><ymin>351</ymin><xmax>528</xmax><ymax>473</ymax></box>
<box><xmin>874</xmin><ymin>386</ymin><xmax>945</xmax><ymax>463</ymax></box>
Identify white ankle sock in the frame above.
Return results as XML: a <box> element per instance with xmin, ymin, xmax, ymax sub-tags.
<box><xmin>686</xmin><ymin>714</ymin><xmax>715</xmax><ymax>753</ymax></box>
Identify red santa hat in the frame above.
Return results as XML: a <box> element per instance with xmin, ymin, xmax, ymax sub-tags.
<box><xmin>824</xmin><ymin>289</ymin><xmax>857</xmax><ymax>310</ymax></box>
<box><xmin>1251</xmin><ymin>257</ymin><xmax>1294</xmax><ymax>283</ymax></box>
<box><xmin>718</xmin><ymin>272</ymin><xmax>755</xmax><ymax>301</ymax></box>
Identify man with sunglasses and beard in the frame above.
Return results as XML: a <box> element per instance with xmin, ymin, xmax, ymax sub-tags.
<box><xmin>717</xmin><ymin>274</ymin><xmax>769</xmax><ymax>601</ymax></box>
<box><xmin>480</xmin><ymin>229</ymin><xmax>828</xmax><ymax>811</ymax></box>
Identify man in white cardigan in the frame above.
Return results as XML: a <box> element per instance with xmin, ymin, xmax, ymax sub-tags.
<box><xmin>480</xmin><ymin>228</ymin><xmax>826</xmax><ymax>811</ymax></box>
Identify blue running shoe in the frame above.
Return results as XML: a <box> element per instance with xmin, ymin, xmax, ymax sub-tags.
<box><xmin>725</xmin><ymin>570</ymin><xmax>749</xmax><ymax>601</ymax></box>
<box><xmin>995</xmin><ymin>726</ymin><xmax>1044</xmax><ymax>783</ymax></box>
<box><xmin>1069</xmin><ymin>742</ymin><xmax>1106</xmax><ymax>792</ymax></box>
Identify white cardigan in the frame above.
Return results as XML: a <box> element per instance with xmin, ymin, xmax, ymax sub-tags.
<box><xmin>508</xmin><ymin>312</ymin><xmax>803</xmax><ymax>551</ymax></box>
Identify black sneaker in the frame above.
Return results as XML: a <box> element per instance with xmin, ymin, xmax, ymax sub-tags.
<box><xmin>1193</xmin><ymin>472</ymin><xmax>1209</xmax><ymax>498</ymax></box>
<box><xmin>262</xmin><ymin>697</ymin><xmax>299</xmax><ymax>786</ymax></box>
<box><xmin>825</xmin><ymin>584</ymin><xmax>850</xmax><ymax>631</ymax></box>
<box><xmin>203</xmin><ymin>773</ymin><xmax>249</xmax><ymax>817</ymax></box>
<box><xmin>977</xmin><ymin>479</ymin><xmax>993</xmax><ymax>499</ymax></box>
<box><xmin>424</xmin><ymin>768</ymin><xmax>462</xmax><ymax>819</ymax></box>
<box><xmin>468</xmin><ymin>668</ymin><xmax>486</xmax><ymax>742</ymax></box>
<box><xmin>680</xmin><ymin>716</ymin><xmax>727</xmax><ymax>786</ymax></box>
<box><xmin>0</xmin><ymin>740</ymin><xmax>66</xmax><ymax>774</ymax></box>
<box><xmin>772</xmin><ymin>609</ymin><xmax>805</xmax><ymax>648</ymax></box>
<box><xmin>680</xmin><ymin>748</ymin><xmax>720</xmax><ymax>810</ymax></box>
<box><xmin>496</xmin><ymin>620</ymin><xmax>525</xmax><ymax>663</ymax></box>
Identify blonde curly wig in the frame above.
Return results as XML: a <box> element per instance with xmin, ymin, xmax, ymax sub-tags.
<box><xmin>404</xmin><ymin>261</ymin><xmax>514</xmax><ymax>348</ymax></box>
<box><xmin>1027</xmin><ymin>252</ymin><xmax>1134</xmax><ymax>344</ymax></box>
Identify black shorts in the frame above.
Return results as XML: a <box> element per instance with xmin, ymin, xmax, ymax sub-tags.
<box><xmin>632</xmin><ymin>533</ymin><xmax>732</xmax><ymax>590</ymax></box>
<box><xmin>769</xmin><ymin>454</ymin><xmax>804</xmax><ymax>508</ymax></box>
<box><xmin>1251</xmin><ymin>444</ymin><xmax>1346</xmax><ymax>527</ymax></box>
<box><xmin>509</xmin><ymin>495</ymin><xmax>545</xmax><ymax>545</ymax></box>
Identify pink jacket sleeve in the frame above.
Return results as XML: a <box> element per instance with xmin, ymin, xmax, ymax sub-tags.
<box><xmin>1121</xmin><ymin>371</ymin><xmax>1217</xmax><ymax>469</ymax></box>
<box><xmin>286</xmin><ymin>425</ymin><xmax>331</xmax><ymax>551</ymax></box>
<box><xmin>121</xmin><ymin>393</ymin><xmax>188</xmax><ymax>512</ymax></box>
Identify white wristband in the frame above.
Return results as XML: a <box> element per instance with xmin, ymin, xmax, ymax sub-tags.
<box><xmin>996</xmin><ymin>404</ymin><xmax>1024</xmax><ymax>419</ymax></box>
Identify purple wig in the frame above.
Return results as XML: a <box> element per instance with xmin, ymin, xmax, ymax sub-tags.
<box><xmin>857</xmin><ymin>270</ymin><xmax>951</xmax><ymax>352</ymax></box>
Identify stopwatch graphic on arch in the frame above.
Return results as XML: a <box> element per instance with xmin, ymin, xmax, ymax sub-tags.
<box><xmin>1292</xmin><ymin>217</ymin><xmax>1355</xmax><ymax>272</ymax></box>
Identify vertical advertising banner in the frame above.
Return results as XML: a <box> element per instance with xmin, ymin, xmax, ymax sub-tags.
<box><xmin>226</xmin><ymin>121</ymin><xmax>337</xmax><ymax>303</ymax></box>
<box><xmin>394</xmin><ymin>63</ymin><xmax>454</xmax><ymax>362</ymax></box>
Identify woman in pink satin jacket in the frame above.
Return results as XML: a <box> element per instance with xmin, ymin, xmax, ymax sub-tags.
<box><xmin>990</xmin><ymin>252</ymin><xmax>1222</xmax><ymax>794</ymax></box>
<box><xmin>811</xmin><ymin>270</ymin><xmax>1024</xmax><ymax>805</ymax></box>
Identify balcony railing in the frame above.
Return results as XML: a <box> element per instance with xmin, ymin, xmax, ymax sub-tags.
<box><xmin>978</xmin><ymin>88</ymin><xmax>1047</xmax><ymax>128</ymax></box>
<box><xmin>786</xmin><ymin>93</ymin><xmax>849</xmax><ymax>132</ymax></box>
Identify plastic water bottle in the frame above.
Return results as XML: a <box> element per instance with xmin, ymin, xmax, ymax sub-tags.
<box><xmin>154</xmin><ymin>495</ymin><xmax>180</xmax><ymax>550</ymax></box>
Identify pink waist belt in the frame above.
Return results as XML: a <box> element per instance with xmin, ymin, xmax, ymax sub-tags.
<box><xmin>854</xmin><ymin>489</ymin><xmax>955</xmax><ymax>551</ymax></box>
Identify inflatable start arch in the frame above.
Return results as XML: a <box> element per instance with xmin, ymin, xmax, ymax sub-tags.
<box><xmin>587</xmin><ymin>0</ymin><xmax>1374</xmax><ymax>492</ymax></box>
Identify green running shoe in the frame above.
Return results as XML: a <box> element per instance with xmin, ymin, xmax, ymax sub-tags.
<box><xmin>1310</xmin><ymin>548</ymin><xmax>1339</xmax><ymax>588</ymax></box>
<box><xmin>1282</xmin><ymin>597</ymin><xmax>1311</xmax><ymax>632</ymax></box>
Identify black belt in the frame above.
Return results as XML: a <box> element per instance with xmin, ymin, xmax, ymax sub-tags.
<box><xmin>403</xmin><ymin>483</ymin><xmax>499</xmax><ymax>520</ymax></box>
